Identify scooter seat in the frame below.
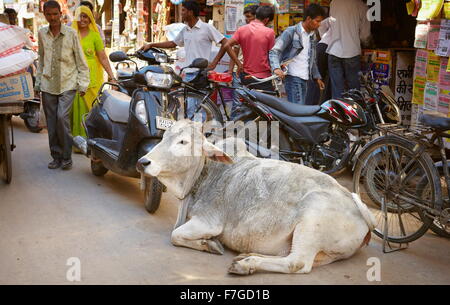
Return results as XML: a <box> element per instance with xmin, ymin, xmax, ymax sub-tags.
<box><xmin>251</xmin><ymin>91</ymin><xmax>321</xmax><ymax>117</ymax></box>
<box><xmin>117</xmin><ymin>68</ymin><xmax>134</xmax><ymax>79</ymax></box>
<box><xmin>102</xmin><ymin>90</ymin><xmax>131</xmax><ymax>123</ymax></box>
<box><xmin>420</xmin><ymin>114</ymin><xmax>450</xmax><ymax>131</ymax></box>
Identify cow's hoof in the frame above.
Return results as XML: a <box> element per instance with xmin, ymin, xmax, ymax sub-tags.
<box><xmin>207</xmin><ymin>239</ymin><xmax>224</xmax><ymax>255</ymax></box>
<box><xmin>228</xmin><ymin>259</ymin><xmax>255</xmax><ymax>275</ymax></box>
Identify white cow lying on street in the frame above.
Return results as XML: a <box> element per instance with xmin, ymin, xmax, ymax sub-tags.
<box><xmin>137</xmin><ymin>120</ymin><xmax>375</xmax><ymax>275</ymax></box>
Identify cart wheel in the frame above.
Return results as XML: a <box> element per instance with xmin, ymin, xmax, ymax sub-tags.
<box><xmin>0</xmin><ymin>115</ymin><xmax>12</xmax><ymax>184</ymax></box>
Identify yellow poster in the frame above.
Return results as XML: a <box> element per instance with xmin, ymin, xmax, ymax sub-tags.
<box><xmin>427</xmin><ymin>51</ymin><xmax>440</xmax><ymax>83</ymax></box>
<box><xmin>445</xmin><ymin>2</ymin><xmax>450</xmax><ymax>19</ymax></box>
<box><xmin>412</xmin><ymin>76</ymin><xmax>427</xmax><ymax>105</ymax></box>
<box><xmin>417</xmin><ymin>0</ymin><xmax>444</xmax><ymax>20</ymax></box>
<box><xmin>277</xmin><ymin>14</ymin><xmax>290</xmax><ymax>35</ymax></box>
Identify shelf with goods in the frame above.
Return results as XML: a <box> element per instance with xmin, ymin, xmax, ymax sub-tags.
<box><xmin>410</xmin><ymin>0</ymin><xmax>450</xmax><ymax>133</ymax></box>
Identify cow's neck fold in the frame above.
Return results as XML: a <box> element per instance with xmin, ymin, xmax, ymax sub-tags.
<box><xmin>172</xmin><ymin>157</ymin><xmax>208</xmax><ymax>200</ymax></box>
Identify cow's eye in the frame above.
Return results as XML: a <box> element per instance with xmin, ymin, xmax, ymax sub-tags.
<box><xmin>178</xmin><ymin>140</ymin><xmax>188</xmax><ymax>145</ymax></box>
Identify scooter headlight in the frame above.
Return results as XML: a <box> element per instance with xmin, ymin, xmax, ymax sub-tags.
<box><xmin>145</xmin><ymin>71</ymin><xmax>173</xmax><ymax>89</ymax></box>
<box><xmin>155</xmin><ymin>53</ymin><xmax>168</xmax><ymax>63</ymax></box>
<box><xmin>135</xmin><ymin>100</ymin><xmax>148</xmax><ymax>125</ymax></box>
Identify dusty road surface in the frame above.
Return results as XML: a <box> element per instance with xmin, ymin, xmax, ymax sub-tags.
<box><xmin>1</xmin><ymin>118</ymin><xmax>449</xmax><ymax>284</ymax></box>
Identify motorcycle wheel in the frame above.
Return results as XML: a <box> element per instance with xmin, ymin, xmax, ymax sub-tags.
<box><xmin>144</xmin><ymin>177</ymin><xmax>163</xmax><ymax>214</ymax></box>
<box><xmin>91</xmin><ymin>160</ymin><xmax>109</xmax><ymax>176</ymax></box>
<box><xmin>0</xmin><ymin>115</ymin><xmax>12</xmax><ymax>184</ymax></box>
<box><xmin>425</xmin><ymin>163</ymin><xmax>450</xmax><ymax>238</ymax></box>
<box><xmin>24</xmin><ymin>103</ymin><xmax>43</xmax><ymax>133</ymax></box>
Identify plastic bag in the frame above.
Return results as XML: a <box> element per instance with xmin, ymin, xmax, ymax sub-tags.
<box><xmin>0</xmin><ymin>22</ymin><xmax>33</xmax><ymax>58</ymax></box>
<box><xmin>0</xmin><ymin>50</ymin><xmax>38</xmax><ymax>77</ymax></box>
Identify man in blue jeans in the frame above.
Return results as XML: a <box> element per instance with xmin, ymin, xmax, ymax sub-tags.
<box><xmin>326</xmin><ymin>0</ymin><xmax>371</xmax><ymax>98</ymax></box>
<box><xmin>269</xmin><ymin>4</ymin><xmax>325</xmax><ymax>104</ymax></box>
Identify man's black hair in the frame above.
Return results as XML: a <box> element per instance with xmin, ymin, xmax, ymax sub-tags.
<box><xmin>4</xmin><ymin>8</ymin><xmax>17</xmax><ymax>15</ymax></box>
<box><xmin>244</xmin><ymin>5</ymin><xmax>258</xmax><ymax>16</ymax></box>
<box><xmin>80</xmin><ymin>1</ymin><xmax>94</xmax><ymax>11</ymax></box>
<box><xmin>304</xmin><ymin>3</ymin><xmax>326</xmax><ymax>21</ymax></box>
<box><xmin>43</xmin><ymin>0</ymin><xmax>61</xmax><ymax>12</ymax></box>
<box><xmin>256</xmin><ymin>5</ymin><xmax>274</xmax><ymax>22</ymax></box>
<box><xmin>182</xmin><ymin>1</ymin><xmax>200</xmax><ymax>17</ymax></box>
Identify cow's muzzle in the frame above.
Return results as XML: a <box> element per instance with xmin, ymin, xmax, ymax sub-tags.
<box><xmin>137</xmin><ymin>157</ymin><xmax>151</xmax><ymax>173</ymax></box>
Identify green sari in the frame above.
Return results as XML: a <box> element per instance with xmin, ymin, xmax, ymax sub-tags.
<box><xmin>72</xmin><ymin>29</ymin><xmax>104</xmax><ymax>138</ymax></box>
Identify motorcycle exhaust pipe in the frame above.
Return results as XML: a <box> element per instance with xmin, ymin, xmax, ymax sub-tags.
<box><xmin>73</xmin><ymin>136</ymin><xmax>88</xmax><ymax>156</ymax></box>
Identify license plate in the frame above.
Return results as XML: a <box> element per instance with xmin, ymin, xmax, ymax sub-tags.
<box><xmin>156</xmin><ymin>116</ymin><xmax>175</xmax><ymax>130</ymax></box>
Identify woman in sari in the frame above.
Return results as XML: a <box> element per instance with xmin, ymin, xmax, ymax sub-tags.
<box><xmin>71</xmin><ymin>6</ymin><xmax>116</xmax><ymax>139</ymax></box>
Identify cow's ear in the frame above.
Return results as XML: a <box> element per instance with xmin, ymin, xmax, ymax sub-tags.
<box><xmin>202</xmin><ymin>140</ymin><xmax>234</xmax><ymax>164</ymax></box>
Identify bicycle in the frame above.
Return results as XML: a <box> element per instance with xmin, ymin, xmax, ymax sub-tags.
<box><xmin>352</xmin><ymin>113</ymin><xmax>450</xmax><ymax>249</ymax></box>
<box><xmin>167</xmin><ymin>57</ymin><xmax>286</xmax><ymax>126</ymax></box>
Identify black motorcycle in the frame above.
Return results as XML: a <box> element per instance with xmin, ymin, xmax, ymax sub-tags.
<box><xmin>73</xmin><ymin>49</ymin><xmax>179</xmax><ymax>213</ymax></box>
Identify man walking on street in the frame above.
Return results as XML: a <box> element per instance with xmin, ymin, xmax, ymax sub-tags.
<box><xmin>326</xmin><ymin>0</ymin><xmax>371</xmax><ymax>98</ymax></box>
<box><xmin>140</xmin><ymin>1</ymin><xmax>231</xmax><ymax>118</ymax></box>
<box><xmin>269</xmin><ymin>4</ymin><xmax>325</xmax><ymax>104</ymax></box>
<box><xmin>35</xmin><ymin>0</ymin><xmax>90</xmax><ymax>170</ymax></box>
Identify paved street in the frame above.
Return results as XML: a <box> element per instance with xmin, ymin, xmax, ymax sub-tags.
<box><xmin>0</xmin><ymin>117</ymin><xmax>449</xmax><ymax>284</ymax></box>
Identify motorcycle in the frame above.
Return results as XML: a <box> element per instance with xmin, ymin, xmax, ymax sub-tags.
<box><xmin>73</xmin><ymin>48</ymin><xmax>179</xmax><ymax>214</ymax></box>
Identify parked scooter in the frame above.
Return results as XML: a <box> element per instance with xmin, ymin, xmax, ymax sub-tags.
<box><xmin>73</xmin><ymin>49</ymin><xmax>179</xmax><ymax>213</ymax></box>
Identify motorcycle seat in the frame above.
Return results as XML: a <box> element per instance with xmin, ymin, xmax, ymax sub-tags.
<box><xmin>251</xmin><ymin>91</ymin><xmax>321</xmax><ymax>117</ymax></box>
<box><xmin>117</xmin><ymin>68</ymin><xmax>134</xmax><ymax>79</ymax></box>
<box><xmin>102</xmin><ymin>90</ymin><xmax>131</xmax><ymax>123</ymax></box>
<box><xmin>420</xmin><ymin>114</ymin><xmax>450</xmax><ymax>131</ymax></box>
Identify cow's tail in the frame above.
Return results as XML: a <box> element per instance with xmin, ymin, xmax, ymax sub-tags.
<box><xmin>352</xmin><ymin>193</ymin><xmax>376</xmax><ymax>231</ymax></box>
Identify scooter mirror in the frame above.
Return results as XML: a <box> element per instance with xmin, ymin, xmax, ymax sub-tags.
<box><xmin>189</xmin><ymin>58</ymin><xmax>208</xmax><ymax>69</ymax></box>
<box><xmin>109</xmin><ymin>51</ymin><xmax>129</xmax><ymax>62</ymax></box>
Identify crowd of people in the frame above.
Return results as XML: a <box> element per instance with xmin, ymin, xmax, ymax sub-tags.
<box><xmin>1</xmin><ymin>0</ymin><xmax>371</xmax><ymax>170</ymax></box>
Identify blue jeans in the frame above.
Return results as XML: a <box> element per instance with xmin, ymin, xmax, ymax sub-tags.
<box><xmin>285</xmin><ymin>75</ymin><xmax>308</xmax><ymax>104</ymax></box>
<box><xmin>230</xmin><ymin>72</ymin><xmax>241</xmax><ymax>120</ymax></box>
<box><xmin>184</xmin><ymin>72</ymin><xmax>202</xmax><ymax>120</ymax></box>
<box><xmin>328</xmin><ymin>55</ymin><xmax>361</xmax><ymax>99</ymax></box>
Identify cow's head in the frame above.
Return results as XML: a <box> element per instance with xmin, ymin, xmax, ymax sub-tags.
<box><xmin>137</xmin><ymin>120</ymin><xmax>233</xmax><ymax>199</ymax></box>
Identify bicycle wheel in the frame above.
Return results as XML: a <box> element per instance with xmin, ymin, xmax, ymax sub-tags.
<box><xmin>420</xmin><ymin>163</ymin><xmax>450</xmax><ymax>238</ymax></box>
<box><xmin>168</xmin><ymin>90</ymin><xmax>224</xmax><ymax>125</ymax></box>
<box><xmin>353</xmin><ymin>135</ymin><xmax>441</xmax><ymax>243</ymax></box>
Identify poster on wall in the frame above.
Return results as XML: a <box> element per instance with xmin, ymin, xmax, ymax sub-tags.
<box><xmin>414</xmin><ymin>22</ymin><xmax>429</xmax><ymax>49</ymax></box>
<box><xmin>289</xmin><ymin>0</ymin><xmax>304</xmax><ymax>13</ymax></box>
<box><xmin>225</xmin><ymin>0</ymin><xmax>245</xmax><ymax>35</ymax></box>
<box><xmin>278</xmin><ymin>0</ymin><xmax>289</xmax><ymax>13</ymax></box>
<box><xmin>244</xmin><ymin>0</ymin><xmax>259</xmax><ymax>7</ymax></box>
<box><xmin>424</xmin><ymin>82</ymin><xmax>439</xmax><ymax>112</ymax></box>
<box><xmin>417</xmin><ymin>0</ymin><xmax>444</xmax><ymax>21</ymax></box>
<box><xmin>277</xmin><ymin>13</ymin><xmax>290</xmax><ymax>34</ymax></box>
<box><xmin>427</xmin><ymin>21</ymin><xmax>440</xmax><ymax>51</ymax></box>
<box><xmin>436</xmin><ymin>19</ymin><xmax>450</xmax><ymax>57</ymax></box>
<box><xmin>427</xmin><ymin>51</ymin><xmax>441</xmax><ymax>83</ymax></box>
<box><xmin>412</xmin><ymin>76</ymin><xmax>426</xmax><ymax>105</ymax></box>
<box><xmin>394</xmin><ymin>52</ymin><xmax>415</xmax><ymax>125</ymax></box>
